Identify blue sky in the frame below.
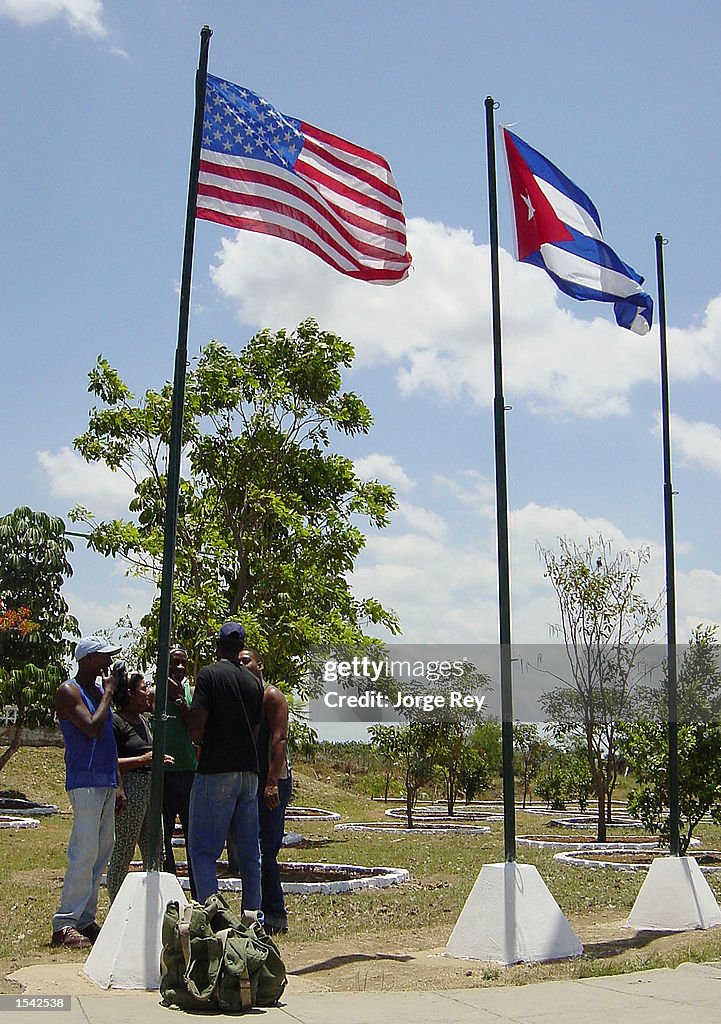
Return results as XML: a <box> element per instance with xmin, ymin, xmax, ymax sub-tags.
<box><xmin>3</xmin><ymin>0</ymin><xmax>721</xmax><ymax>663</ymax></box>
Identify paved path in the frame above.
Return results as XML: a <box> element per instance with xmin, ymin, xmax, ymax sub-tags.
<box><xmin>4</xmin><ymin>960</ymin><xmax>721</xmax><ymax>1024</ymax></box>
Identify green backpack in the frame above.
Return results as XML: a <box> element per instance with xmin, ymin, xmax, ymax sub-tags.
<box><xmin>160</xmin><ymin>893</ymin><xmax>287</xmax><ymax>1012</ymax></box>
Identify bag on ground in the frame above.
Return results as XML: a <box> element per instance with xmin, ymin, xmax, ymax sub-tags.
<box><xmin>160</xmin><ymin>892</ymin><xmax>287</xmax><ymax>1011</ymax></box>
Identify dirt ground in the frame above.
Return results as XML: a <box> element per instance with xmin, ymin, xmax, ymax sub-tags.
<box><xmin>3</xmin><ymin>911</ymin><xmax>719</xmax><ymax>995</ymax></box>
<box><xmin>277</xmin><ymin>912</ymin><xmax>721</xmax><ymax>991</ymax></box>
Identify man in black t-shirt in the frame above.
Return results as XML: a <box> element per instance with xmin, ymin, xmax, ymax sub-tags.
<box><xmin>184</xmin><ymin>622</ymin><xmax>264</xmax><ymax>906</ymax></box>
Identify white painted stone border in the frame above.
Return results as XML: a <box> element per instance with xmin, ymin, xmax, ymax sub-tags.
<box><xmin>0</xmin><ymin>804</ymin><xmax>59</xmax><ymax>816</ymax></box>
<box><xmin>335</xmin><ymin>822</ymin><xmax>491</xmax><ymax>835</ymax></box>
<box><xmin>384</xmin><ymin>807</ymin><xmax>503</xmax><ymax>822</ymax></box>
<box><xmin>520</xmin><ymin>801</ymin><xmax>631</xmax><ymax>816</ymax></box>
<box><xmin>279</xmin><ymin>862</ymin><xmax>409</xmax><ymax>894</ymax></box>
<box><xmin>284</xmin><ymin>806</ymin><xmax>341</xmax><ymax>821</ymax></box>
<box><xmin>136</xmin><ymin>860</ymin><xmax>409</xmax><ymax>894</ymax></box>
<box><xmin>519</xmin><ymin>834</ymin><xmax>700</xmax><ymax>850</ymax></box>
<box><xmin>547</xmin><ymin>816</ymin><xmax>643</xmax><ymax>829</ymax></box>
<box><xmin>554</xmin><ymin>844</ymin><xmax>715</xmax><ymax>873</ymax></box>
<box><xmin>0</xmin><ymin>815</ymin><xmax>39</xmax><ymax>829</ymax></box>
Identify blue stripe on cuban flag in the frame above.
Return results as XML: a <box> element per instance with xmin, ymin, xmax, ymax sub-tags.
<box><xmin>502</xmin><ymin>128</ymin><xmax>653</xmax><ymax>335</ymax></box>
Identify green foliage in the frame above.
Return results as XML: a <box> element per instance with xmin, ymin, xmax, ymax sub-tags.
<box><xmin>0</xmin><ymin>507</ymin><xmax>78</xmax><ymax>772</ymax></box>
<box><xmin>535</xmin><ymin>756</ymin><xmax>569</xmax><ymax>810</ymax></box>
<box><xmin>469</xmin><ymin>717</ymin><xmax>503</xmax><ymax>776</ymax></box>
<box><xmin>286</xmin><ymin>719</ymin><xmax>319</xmax><ymax>763</ymax></box>
<box><xmin>534</xmin><ymin>742</ymin><xmax>594</xmax><ymax>812</ymax></box>
<box><xmin>563</xmin><ymin>742</ymin><xmax>595</xmax><ymax>812</ymax></box>
<box><xmin>369</xmin><ymin>723</ymin><xmax>438</xmax><ymax>827</ymax></box>
<box><xmin>457</xmin><ymin>747</ymin><xmax>490</xmax><ymax>803</ymax></box>
<box><xmin>0</xmin><ymin>507</ymin><xmax>78</xmax><ymax>673</ymax></box>
<box><xmin>368</xmin><ymin>657</ymin><xmax>492</xmax><ymax>815</ymax></box>
<box><xmin>72</xmin><ymin>320</ymin><xmax>398</xmax><ymax>692</ymax></box>
<box><xmin>620</xmin><ymin>626</ymin><xmax>721</xmax><ymax>853</ymax></box>
<box><xmin>368</xmin><ymin>724</ymin><xmax>402</xmax><ymax>802</ymax></box>
<box><xmin>398</xmin><ymin>660</ymin><xmax>490</xmax><ymax>815</ymax></box>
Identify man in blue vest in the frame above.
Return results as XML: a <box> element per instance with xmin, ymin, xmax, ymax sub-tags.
<box><xmin>51</xmin><ymin>636</ymin><xmax>126</xmax><ymax>948</ymax></box>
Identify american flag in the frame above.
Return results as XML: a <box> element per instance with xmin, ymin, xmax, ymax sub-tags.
<box><xmin>196</xmin><ymin>75</ymin><xmax>412</xmax><ymax>285</ymax></box>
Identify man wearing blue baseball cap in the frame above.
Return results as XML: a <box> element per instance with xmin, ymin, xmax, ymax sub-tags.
<box><xmin>177</xmin><ymin>622</ymin><xmax>263</xmax><ymax>910</ymax></box>
<box><xmin>51</xmin><ymin>636</ymin><xmax>126</xmax><ymax>948</ymax></box>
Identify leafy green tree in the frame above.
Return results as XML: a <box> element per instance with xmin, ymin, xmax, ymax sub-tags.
<box><xmin>393</xmin><ymin>661</ymin><xmax>490</xmax><ymax>815</ymax></box>
<box><xmin>539</xmin><ymin>536</ymin><xmax>660</xmax><ymax>841</ymax></box>
<box><xmin>457</xmin><ymin>747</ymin><xmax>491</xmax><ymax>803</ymax></box>
<box><xmin>370</xmin><ymin>723</ymin><xmax>437</xmax><ymax>827</ymax></box>
<box><xmin>469</xmin><ymin>717</ymin><xmax>503</xmax><ymax>778</ymax></box>
<box><xmin>535</xmin><ymin>751</ymin><xmax>569</xmax><ymax>810</ymax></box>
<box><xmin>620</xmin><ymin>626</ymin><xmax>721</xmax><ymax>854</ymax></box>
<box><xmin>0</xmin><ymin>507</ymin><xmax>78</xmax><ymax>772</ymax></box>
<box><xmin>368</xmin><ymin>723</ymin><xmax>402</xmax><ymax>802</ymax></box>
<box><xmin>398</xmin><ymin>722</ymin><xmax>439</xmax><ymax>828</ymax></box>
<box><xmin>71</xmin><ymin>320</ymin><xmax>398</xmax><ymax>693</ymax></box>
<box><xmin>565</xmin><ymin>741</ymin><xmax>595</xmax><ymax>811</ymax></box>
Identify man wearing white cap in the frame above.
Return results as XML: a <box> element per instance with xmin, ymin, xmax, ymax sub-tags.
<box><xmin>51</xmin><ymin>636</ymin><xmax>126</xmax><ymax>948</ymax></box>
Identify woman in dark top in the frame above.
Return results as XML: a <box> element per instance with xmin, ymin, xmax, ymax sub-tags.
<box><xmin>106</xmin><ymin>671</ymin><xmax>172</xmax><ymax>902</ymax></box>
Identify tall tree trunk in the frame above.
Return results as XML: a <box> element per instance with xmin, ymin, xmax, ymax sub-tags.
<box><xmin>606</xmin><ymin>756</ymin><xmax>617</xmax><ymax>823</ymax></box>
<box><xmin>0</xmin><ymin>721</ymin><xmax>23</xmax><ymax>773</ymax></box>
<box><xmin>596</xmin><ymin>771</ymin><xmax>607</xmax><ymax>843</ymax></box>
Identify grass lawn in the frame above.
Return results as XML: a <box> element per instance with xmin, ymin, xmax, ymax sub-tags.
<box><xmin>3</xmin><ymin>746</ymin><xmax>721</xmax><ymax>992</ymax></box>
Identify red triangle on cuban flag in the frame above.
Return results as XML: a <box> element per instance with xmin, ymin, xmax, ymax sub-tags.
<box><xmin>502</xmin><ymin>128</ymin><xmax>573</xmax><ymax>261</ymax></box>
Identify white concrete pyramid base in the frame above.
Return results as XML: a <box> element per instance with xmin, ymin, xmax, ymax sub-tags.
<box><xmin>445</xmin><ymin>862</ymin><xmax>583</xmax><ymax>965</ymax></box>
<box><xmin>83</xmin><ymin>871</ymin><xmax>187</xmax><ymax>989</ymax></box>
<box><xmin>627</xmin><ymin>856</ymin><xmax>721</xmax><ymax>932</ymax></box>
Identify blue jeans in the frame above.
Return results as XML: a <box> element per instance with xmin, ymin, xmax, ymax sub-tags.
<box><xmin>258</xmin><ymin>775</ymin><xmax>291</xmax><ymax>927</ymax></box>
<box><xmin>188</xmin><ymin>771</ymin><xmax>260</xmax><ymax>908</ymax></box>
<box><xmin>52</xmin><ymin>786</ymin><xmax>116</xmax><ymax>933</ymax></box>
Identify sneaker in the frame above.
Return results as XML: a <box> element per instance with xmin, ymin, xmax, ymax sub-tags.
<box><xmin>78</xmin><ymin>921</ymin><xmax>101</xmax><ymax>943</ymax></box>
<box><xmin>51</xmin><ymin>927</ymin><xmax>91</xmax><ymax>949</ymax></box>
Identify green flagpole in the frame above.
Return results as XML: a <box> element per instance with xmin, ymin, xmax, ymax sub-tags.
<box><xmin>147</xmin><ymin>25</ymin><xmax>213</xmax><ymax>870</ymax></box>
<box><xmin>485</xmin><ymin>96</ymin><xmax>516</xmax><ymax>862</ymax></box>
<box><xmin>655</xmin><ymin>233</ymin><xmax>680</xmax><ymax>858</ymax></box>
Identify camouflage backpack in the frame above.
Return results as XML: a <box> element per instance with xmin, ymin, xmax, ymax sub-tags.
<box><xmin>160</xmin><ymin>892</ymin><xmax>287</xmax><ymax>1012</ymax></box>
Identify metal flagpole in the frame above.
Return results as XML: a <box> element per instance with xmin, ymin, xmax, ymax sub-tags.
<box><xmin>485</xmin><ymin>96</ymin><xmax>516</xmax><ymax>862</ymax></box>
<box><xmin>147</xmin><ymin>25</ymin><xmax>213</xmax><ymax>869</ymax></box>
<box><xmin>655</xmin><ymin>232</ymin><xmax>680</xmax><ymax>857</ymax></box>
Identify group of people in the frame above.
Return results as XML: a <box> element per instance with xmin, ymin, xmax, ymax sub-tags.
<box><xmin>50</xmin><ymin>622</ymin><xmax>291</xmax><ymax>950</ymax></box>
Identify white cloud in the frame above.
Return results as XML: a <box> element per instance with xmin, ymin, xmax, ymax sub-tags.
<box><xmin>678</xmin><ymin>569</ymin><xmax>721</xmax><ymax>638</ymax></box>
<box><xmin>432</xmin><ymin>470</ymin><xmax>495</xmax><ymax>517</ymax></box>
<box><xmin>396</xmin><ymin>501</ymin><xmax>447</xmax><ymax>538</ymax></box>
<box><xmin>37</xmin><ymin>446</ymin><xmax>135</xmax><ymax>518</ymax></box>
<box><xmin>666</xmin><ymin>413</ymin><xmax>721</xmax><ymax>476</ymax></box>
<box><xmin>353</xmin><ymin>471</ymin><xmax>677</xmax><ymax>646</ymax></box>
<box><xmin>64</xmin><ymin>580</ymin><xmax>153</xmax><ymax>641</ymax></box>
<box><xmin>354</xmin><ymin>453</ymin><xmax>415</xmax><ymax>493</ymax></box>
<box><xmin>208</xmin><ymin>217</ymin><xmax>702</xmax><ymax>419</ymax></box>
<box><xmin>0</xmin><ymin>0</ymin><xmax>107</xmax><ymax>36</ymax></box>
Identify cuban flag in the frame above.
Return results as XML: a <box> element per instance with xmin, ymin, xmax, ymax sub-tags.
<box><xmin>502</xmin><ymin>128</ymin><xmax>653</xmax><ymax>335</ymax></box>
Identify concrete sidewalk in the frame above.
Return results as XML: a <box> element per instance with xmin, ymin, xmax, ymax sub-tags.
<box><xmin>5</xmin><ymin>960</ymin><xmax>721</xmax><ymax>1024</ymax></box>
